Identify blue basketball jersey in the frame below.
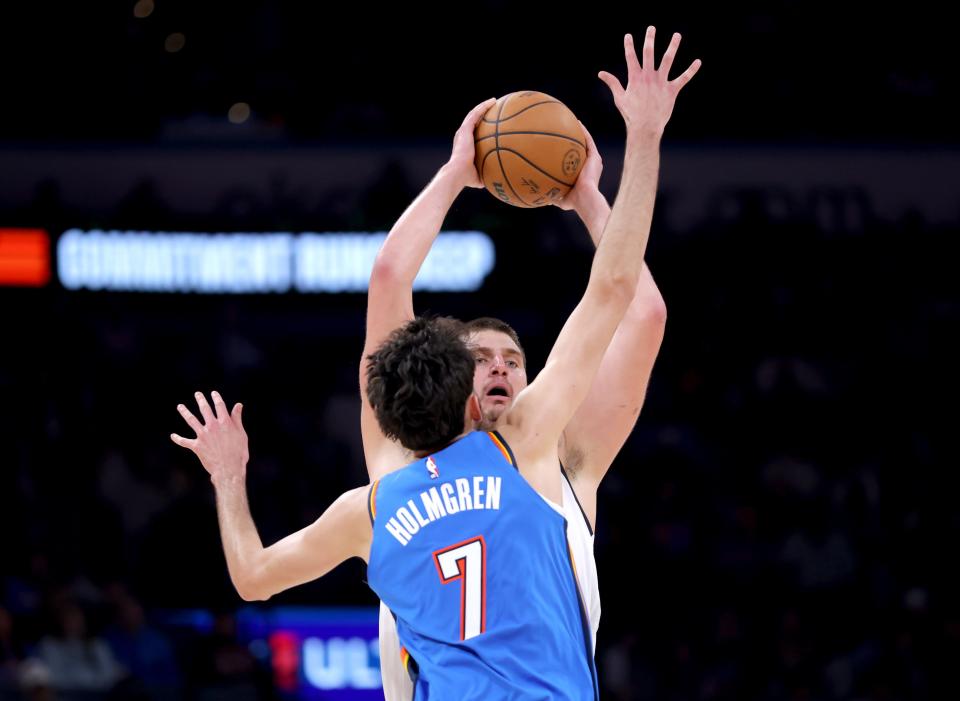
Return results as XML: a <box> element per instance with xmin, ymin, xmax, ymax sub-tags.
<box><xmin>367</xmin><ymin>431</ymin><xmax>598</xmax><ymax>700</ymax></box>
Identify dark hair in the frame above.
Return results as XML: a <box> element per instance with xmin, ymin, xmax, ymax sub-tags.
<box><xmin>463</xmin><ymin>317</ymin><xmax>526</xmax><ymax>367</ymax></box>
<box><xmin>366</xmin><ymin>316</ymin><xmax>475</xmax><ymax>453</ymax></box>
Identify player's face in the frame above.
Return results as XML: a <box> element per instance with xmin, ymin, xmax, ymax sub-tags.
<box><xmin>465</xmin><ymin>330</ymin><xmax>528</xmax><ymax>430</ymax></box>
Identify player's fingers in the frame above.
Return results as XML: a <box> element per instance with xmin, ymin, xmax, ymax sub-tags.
<box><xmin>177</xmin><ymin>403</ymin><xmax>204</xmax><ymax>435</ymax></box>
<box><xmin>211</xmin><ymin>391</ymin><xmax>229</xmax><ymax>424</ymax></box>
<box><xmin>659</xmin><ymin>32</ymin><xmax>681</xmax><ymax>76</ymax></box>
<box><xmin>671</xmin><ymin>59</ymin><xmax>702</xmax><ymax>91</ymax></box>
<box><xmin>624</xmin><ymin>33</ymin><xmax>641</xmax><ymax>82</ymax></box>
<box><xmin>231</xmin><ymin>402</ymin><xmax>244</xmax><ymax>429</ymax></box>
<box><xmin>194</xmin><ymin>391</ymin><xmax>215</xmax><ymax>425</ymax></box>
<box><xmin>465</xmin><ymin>97</ymin><xmax>497</xmax><ymax>129</ymax></box>
<box><xmin>597</xmin><ymin>71</ymin><xmax>625</xmax><ymax>103</ymax></box>
<box><xmin>170</xmin><ymin>433</ymin><xmax>197</xmax><ymax>449</ymax></box>
<box><xmin>578</xmin><ymin>120</ymin><xmax>598</xmax><ymax>153</ymax></box>
<box><xmin>473</xmin><ymin>97</ymin><xmax>497</xmax><ymax>116</ymax></box>
<box><xmin>641</xmin><ymin>26</ymin><xmax>656</xmax><ymax>72</ymax></box>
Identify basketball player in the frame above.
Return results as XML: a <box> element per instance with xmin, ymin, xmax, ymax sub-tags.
<box><xmin>361</xmin><ymin>27</ymin><xmax>700</xmax><ymax>697</ymax></box>
<box><xmin>169</xmin><ymin>29</ymin><xmax>697</xmax><ymax>698</ymax></box>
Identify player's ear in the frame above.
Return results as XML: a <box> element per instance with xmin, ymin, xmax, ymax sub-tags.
<box><xmin>468</xmin><ymin>393</ymin><xmax>483</xmax><ymax>423</ymax></box>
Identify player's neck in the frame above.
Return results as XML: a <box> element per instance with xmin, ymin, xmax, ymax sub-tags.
<box><xmin>412</xmin><ymin>428</ymin><xmax>475</xmax><ymax>459</ymax></box>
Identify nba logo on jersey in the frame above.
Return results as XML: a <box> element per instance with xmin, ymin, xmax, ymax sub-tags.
<box><xmin>426</xmin><ymin>456</ymin><xmax>439</xmax><ymax>479</ymax></box>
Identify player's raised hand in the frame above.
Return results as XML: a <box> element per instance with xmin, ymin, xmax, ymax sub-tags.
<box><xmin>171</xmin><ymin>391</ymin><xmax>249</xmax><ymax>484</ymax></box>
<box><xmin>555</xmin><ymin>121</ymin><xmax>603</xmax><ymax>212</ymax></box>
<box><xmin>445</xmin><ymin>97</ymin><xmax>497</xmax><ymax>189</ymax></box>
<box><xmin>598</xmin><ymin>27</ymin><xmax>701</xmax><ymax>138</ymax></box>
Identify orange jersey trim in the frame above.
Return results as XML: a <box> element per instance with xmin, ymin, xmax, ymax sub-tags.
<box><xmin>368</xmin><ymin>479</ymin><xmax>380</xmax><ymax>522</ymax></box>
<box><xmin>486</xmin><ymin>431</ymin><xmax>513</xmax><ymax>466</ymax></box>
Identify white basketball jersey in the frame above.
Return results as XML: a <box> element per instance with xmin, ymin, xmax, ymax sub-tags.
<box><xmin>377</xmin><ymin>601</ymin><xmax>409</xmax><ymax>701</ymax></box>
<box><xmin>377</xmin><ymin>467</ymin><xmax>600</xmax><ymax>700</ymax></box>
<box><xmin>562</xmin><ymin>468</ymin><xmax>601</xmax><ymax>650</ymax></box>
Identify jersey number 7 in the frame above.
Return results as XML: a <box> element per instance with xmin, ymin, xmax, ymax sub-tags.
<box><xmin>433</xmin><ymin>536</ymin><xmax>487</xmax><ymax>640</ymax></box>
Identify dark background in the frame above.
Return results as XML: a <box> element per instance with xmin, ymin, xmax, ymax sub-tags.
<box><xmin>1</xmin><ymin>2</ymin><xmax>958</xmax><ymax>699</ymax></box>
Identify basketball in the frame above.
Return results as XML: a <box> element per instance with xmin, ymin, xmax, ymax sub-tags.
<box><xmin>474</xmin><ymin>91</ymin><xmax>586</xmax><ymax>208</ymax></box>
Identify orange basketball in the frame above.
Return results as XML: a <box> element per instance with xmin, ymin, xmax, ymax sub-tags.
<box><xmin>474</xmin><ymin>91</ymin><xmax>586</xmax><ymax>208</ymax></box>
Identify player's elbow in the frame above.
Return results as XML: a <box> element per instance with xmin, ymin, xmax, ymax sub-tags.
<box><xmin>630</xmin><ymin>290</ymin><xmax>667</xmax><ymax>327</ymax></box>
<box><xmin>369</xmin><ymin>252</ymin><xmax>404</xmax><ymax>289</ymax></box>
<box><xmin>235</xmin><ymin>583</ymin><xmax>271</xmax><ymax>603</ymax></box>
<box><xmin>652</xmin><ymin>297</ymin><xmax>668</xmax><ymax>331</ymax></box>
<box><xmin>233</xmin><ymin>574</ymin><xmax>272</xmax><ymax>602</ymax></box>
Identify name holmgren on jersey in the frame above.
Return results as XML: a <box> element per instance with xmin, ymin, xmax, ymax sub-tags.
<box><xmin>384</xmin><ymin>475</ymin><xmax>503</xmax><ymax>546</ymax></box>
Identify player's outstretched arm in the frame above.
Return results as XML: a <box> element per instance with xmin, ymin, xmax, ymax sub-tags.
<box><xmin>552</xmin><ymin>122</ymin><xmax>668</xmax><ymax>507</ymax></box>
<box><xmin>504</xmin><ymin>29</ymin><xmax>699</xmax><ymax>497</ymax></box>
<box><xmin>360</xmin><ymin>98</ymin><xmax>496</xmax><ymax>479</ymax></box>
<box><xmin>172</xmin><ymin>392</ymin><xmax>370</xmax><ymax>601</ymax></box>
